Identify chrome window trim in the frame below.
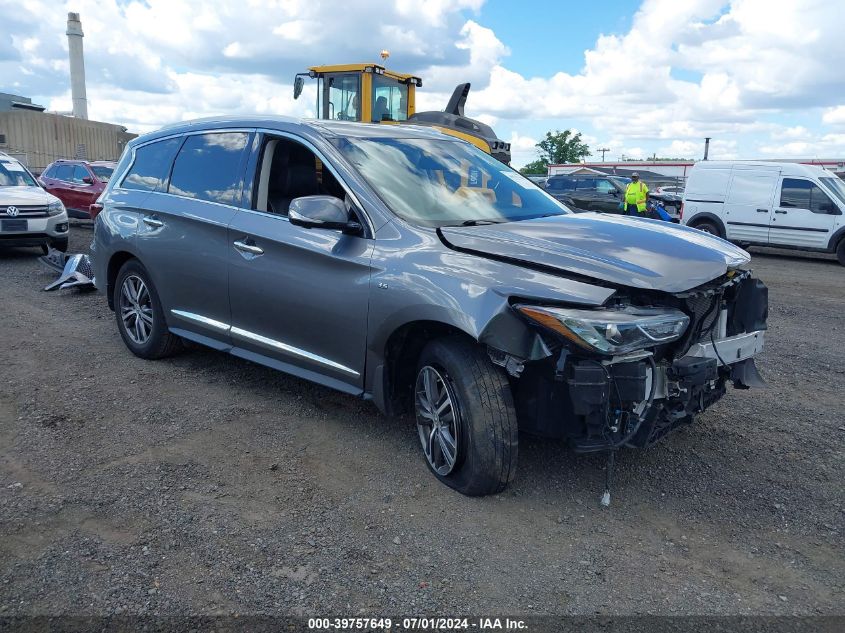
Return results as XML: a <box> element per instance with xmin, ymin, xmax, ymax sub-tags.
<box><xmin>170</xmin><ymin>309</ymin><xmax>359</xmax><ymax>377</ymax></box>
<box><xmin>143</xmin><ymin>189</ymin><xmax>240</xmax><ymax>212</ymax></box>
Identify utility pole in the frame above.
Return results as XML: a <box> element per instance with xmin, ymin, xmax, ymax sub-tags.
<box><xmin>597</xmin><ymin>148</ymin><xmax>610</xmax><ymax>161</ymax></box>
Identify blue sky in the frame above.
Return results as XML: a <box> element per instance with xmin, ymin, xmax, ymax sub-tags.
<box><xmin>2</xmin><ymin>0</ymin><xmax>844</xmax><ymax>167</ymax></box>
<box><xmin>478</xmin><ymin>1</ymin><xmax>636</xmax><ymax>77</ymax></box>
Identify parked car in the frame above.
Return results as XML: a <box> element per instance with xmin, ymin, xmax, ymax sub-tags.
<box><xmin>526</xmin><ymin>175</ymin><xmax>547</xmax><ymax>188</ymax></box>
<box><xmin>682</xmin><ymin>161</ymin><xmax>845</xmax><ymax>265</ymax></box>
<box><xmin>0</xmin><ymin>152</ymin><xmax>69</xmax><ymax>253</ymax></box>
<box><xmin>545</xmin><ymin>174</ymin><xmax>626</xmax><ymax>213</ymax></box>
<box><xmin>39</xmin><ymin>159</ymin><xmax>116</xmax><ymax>219</ymax></box>
<box><xmin>654</xmin><ymin>185</ymin><xmax>685</xmax><ymax>196</ymax></box>
<box><xmin>93</xmin><ymin>118</ymin><xmax>768</xmax><ymax>496</ymax></box>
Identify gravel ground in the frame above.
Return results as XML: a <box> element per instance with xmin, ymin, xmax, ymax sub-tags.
<box><xmin>0</xmin><ymin>224</ymin><xmax>842</xmax><ymax>617</ymax></box>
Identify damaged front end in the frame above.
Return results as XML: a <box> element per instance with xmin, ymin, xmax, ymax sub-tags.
<box><xmin>497</xmin><ymin>270</ymin><xmax>768</xmax><ymax>454</ymax></box>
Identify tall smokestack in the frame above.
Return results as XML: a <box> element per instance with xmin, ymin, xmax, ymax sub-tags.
<box><xmin>66</xmin><ymin>12</ymin><xmax>88</xmax><ymax>119</ymax></box>
<box><xmin>703</xmin><ymin>137</ymin><xmax>711</xmax><ymax>161</ymax></box>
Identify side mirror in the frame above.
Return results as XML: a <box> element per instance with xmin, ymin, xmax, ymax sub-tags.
<box><xmin>289</xmin><ymin>195</ymin><xmax>362</xmax><ymax>234</ymax></box>
<box><xmin>82</xmin><ymin>176</ymin><xmax>94</xmax><ymax>184</ymax></box>
<box><xmin>819</xmin><ymin>201</ymin><xmax>838</xmax><ymax>214</ymax></box>
<box><xmin>293</xmin><ymin>75</ymin><xmax>304</xmax><ymax>100</ymax></box>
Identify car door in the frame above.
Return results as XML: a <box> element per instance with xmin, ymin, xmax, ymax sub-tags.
<box><xmin>45</xmin><ymin>164</ymin><xmax>74</xmax><ymax>207</ymax></box>
<box><xmin>69</xmin><ymin>165</ymin><xmax>95</xmax><ymax>212</ymax></box>
<box><xmin>594</xmin><ymin>178</ymin><xmax>621</xmax><ymax>212</ymax></box>
<box><xmin>134</xmin><ymin>131</ymin><xmax>251</xmax><ymax>345</ymax></box>
<box><xmin>769</xmin><ymin>177</ymin><xmax>839</xmax><ymax>248</ymax></box>
<box><xmin>226</xmin><ymin>132</ymin><xmax>373</xmax><ymax>392</ymax></box>
<box><xmin>723</xmin><ymin>170</ymin><xmax>779</xmax><ymax>243</ymax></box>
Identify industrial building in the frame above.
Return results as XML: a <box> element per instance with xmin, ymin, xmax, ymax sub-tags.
<box><xmin>0</xmin><ymin>13</ymin><xmax>136</xmax><ymax>173</ymax></box>
<box><xmin>549</xmin><ymin>159</ymin><xmax>845</xmax><ymax>182</ymax></box>
<box><xmin>0</xmin><ymin>101</ymin><xmax>135</xmax><ymax>173</ymax></box>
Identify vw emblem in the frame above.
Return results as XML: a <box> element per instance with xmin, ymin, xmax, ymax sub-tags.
<box><xmin>6</xmin><ymin>206</ymin><xmax>19</xmax><ymax>217</ymax></box>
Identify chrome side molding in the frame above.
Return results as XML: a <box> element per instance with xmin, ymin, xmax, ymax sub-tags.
<box><xmin>170</xmin><ymin>309</ymin><xmax>359</xmax><ymax>376</ymax></box>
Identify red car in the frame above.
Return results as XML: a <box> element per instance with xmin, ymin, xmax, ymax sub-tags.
<box><xmin>39</xmin><ymin>159</ymin><xmax>116</xmax><ymax>219</ymax></box>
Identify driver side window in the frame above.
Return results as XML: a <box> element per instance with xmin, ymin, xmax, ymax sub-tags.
<box><xmin>253</xmin><ymin>137</ymin><xmax>347</xmax><ymax>217</ymax></box>
<box><xmin>72</xmin><ymin>165</ymin><xmax>89</xmax><ymax>184</ymax></box>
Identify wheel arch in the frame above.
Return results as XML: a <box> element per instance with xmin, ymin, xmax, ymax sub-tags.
<box><xmin>827</xmin><ymin>225</ymin><xmax>845</xmax><ymax>252</ymax></box>
<box><xmin>686</xmin><ymin>211</ymin><xmax>727</xmax><ymax>238</ymax></box>
<box><xmin>106</xmin><ymin>250</ymin><xmax>138</xmax><ymax>310</ymax></box>
<box><xmin>375</xmin><ymin>319</ymin><xmax>477</xmax><ymax>417</ymax></box>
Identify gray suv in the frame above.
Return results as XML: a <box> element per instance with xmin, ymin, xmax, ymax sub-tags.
<box><xmin>93</xmin><ymin>117</ymin><xmax>768</xmax><ymax>496</ymax></box>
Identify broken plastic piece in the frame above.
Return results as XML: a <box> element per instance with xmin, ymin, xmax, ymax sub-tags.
<box><xmin>39</xmin><ymin>249</ymin><xmax>96</xmax><ymax>291</ymax></box>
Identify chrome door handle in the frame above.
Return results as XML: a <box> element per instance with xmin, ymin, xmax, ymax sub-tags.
<box><xmin>143</xmin><ymin>216</ymin><xmax>164</xmax><ymax>228</ymax></box>
<box><xmin>233</xmin><ymin>240</ymin><xmax>264</xmax><ymax>256</ymax></box>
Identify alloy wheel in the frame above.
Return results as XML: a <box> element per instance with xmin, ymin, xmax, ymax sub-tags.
<box><xmin>415</xmin><ymin>365</ymin><xmax>460</xmax><ymax>476</ymax></box>
<box><xmin>119</xmin><ymin>274</ymin><xmax>154</xmax><ymax>345</ymax></box>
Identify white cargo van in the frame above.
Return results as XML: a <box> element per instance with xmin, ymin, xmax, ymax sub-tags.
<box><xmin>681</xmin><ymin>161</ymin><xmax>845</xmax><ymax>265</ymax></box>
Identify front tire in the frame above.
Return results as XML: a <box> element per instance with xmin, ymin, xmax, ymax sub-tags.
<box><xmin>837</xmin><ymin>239</ymin><xmax>845</xmax><ymax>266</ymax></box>
<box><xmin>113</xmin><ymin>259</ymin><xmax>180</xmax><ymax>359</ymax></box>
<box><xmin>414</xmin><ymin>336</ymin><xmax>518</xmax><ymax>496</ymax></box>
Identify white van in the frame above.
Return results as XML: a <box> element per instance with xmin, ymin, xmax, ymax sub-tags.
<box><xmin>681</xmin><ymin>161</ymin><xmax>845</xmax><ymax>265</ymax></box>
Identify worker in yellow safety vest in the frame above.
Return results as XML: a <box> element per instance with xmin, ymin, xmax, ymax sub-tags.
<box><xmin>624</xmin><ymin>172</ymin><xmax>649</xmax><ymax>215</ymax></box>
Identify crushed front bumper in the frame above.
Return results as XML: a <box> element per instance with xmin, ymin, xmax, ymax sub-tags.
<box><xmin>652</xmin><ymin>330</ymin><xmax>766</xmax><ymax>399</ymax></box>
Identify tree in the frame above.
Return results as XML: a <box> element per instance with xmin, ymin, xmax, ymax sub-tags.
<box><xmin>536</xmin><ymin>129</ymin><xmax>591</xmax><ymax>164</ymax></box>
<box><xmin>519</xmin><ymin>158</ymin><xmax>549</xmax><ymax>175</ymax></box>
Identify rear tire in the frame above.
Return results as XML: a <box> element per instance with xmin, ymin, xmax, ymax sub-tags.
<box><xmin>693</xmin><ymin>220</ymin><xmax>720</xmax><ymax>237</ymax></box>
<box><xmin>414</xmin><ymin>336</ymin><xmax>518</xmax><ymax>496</ymax></box>
<box><xmin>113</xmin><ymin>259</ymin><xmax>181</xmax><ymax>359</ymax></box>
<box><xmin>837</xmin><ymin>239</ymin><xmax>845</xmax><ymax>266</ymax></box>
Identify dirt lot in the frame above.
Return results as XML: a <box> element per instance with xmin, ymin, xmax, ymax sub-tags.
<box><xmin>0</xmin><ymin>223</ymin><xmax>842</xmax><ymax>618</ymax></box>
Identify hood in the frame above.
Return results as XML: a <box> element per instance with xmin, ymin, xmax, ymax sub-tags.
<box><xmin>0</xmin><ymin>186</ymin><xmax>59</xmax><ymax>206</ymax></box>
<box><xmin>439</xmin><ymin>213</ymin><xmax>749</xmax><ymax>293</ymax></box>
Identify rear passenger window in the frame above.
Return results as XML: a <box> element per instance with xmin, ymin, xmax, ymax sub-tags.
<box><xmin>550</xmin><ymin>177</ymin><xmax>575</xmax><ymax>191</ymax></box>
<box><xmin>122</xmin><ymin>137</ymin><xmax>182</xmax><ymax>192</ymax></box>
<box><xmin>168</xmin><ymin>133</ymin><xmax>249</xmax><ymax>205</ymax></box>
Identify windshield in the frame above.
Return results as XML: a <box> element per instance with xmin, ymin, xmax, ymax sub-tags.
<box><xmin>91</xmin><ymin>165</ymin><xmax>114</xmax><ymax>182</ymax></box>
<box><xmin>820</xmin><ymin>177</ymin><xmax>845</xmax><ymax>208</ymax></box>
<box><xmin>334</xmin><ymin>137</ymin><xmax>569</xmax><ymax>227</ymax></box>
<box><xmin>0</xmin><ymin>159</ymin><xmax>37</xmax><ymax>187</ymax></box>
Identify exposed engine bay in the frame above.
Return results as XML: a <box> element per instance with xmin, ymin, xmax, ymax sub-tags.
<box><xmin>493</xmin><ymin>271</ymin><xmax>768</xmax><ymax>454</ymax></box>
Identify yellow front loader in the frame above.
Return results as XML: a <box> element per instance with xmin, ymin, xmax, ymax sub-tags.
<box><xmin>293</xmin><ymin>58</ymin><xmax>511</xmax><ymax>164</ymax></box>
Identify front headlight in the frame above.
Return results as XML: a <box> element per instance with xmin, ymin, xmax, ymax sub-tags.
<box><xmin>47</xmin><ymin>200</ymin><xmax>65</xmax><ymax>216</ymax></box>
<box><xmin>516</xmin><ymin>305</ymin><xmax>690</xmax><ymax>355</ymax></box>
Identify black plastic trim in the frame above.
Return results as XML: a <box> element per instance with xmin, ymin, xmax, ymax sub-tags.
<box><xmin>728</xmin><ymin>220</ymin><xmax>829</xmax><ymax>233</ymax></box>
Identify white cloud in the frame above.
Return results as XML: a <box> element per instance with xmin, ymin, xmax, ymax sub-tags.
<box><xmin>1</xmin><ymin>0</ymin><xmax>843</xmax><ymax>167</ymax></box>
<box><xmin>822</xmin><ymin>106</ymin><xmax>845</xmax><ymax>127</ymax></box>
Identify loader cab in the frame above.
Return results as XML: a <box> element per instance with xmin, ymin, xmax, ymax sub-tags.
<box><xmin>295</xmin><ymin>64</ymin><xmax>421</xmax><ymax>124</ymax></box>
